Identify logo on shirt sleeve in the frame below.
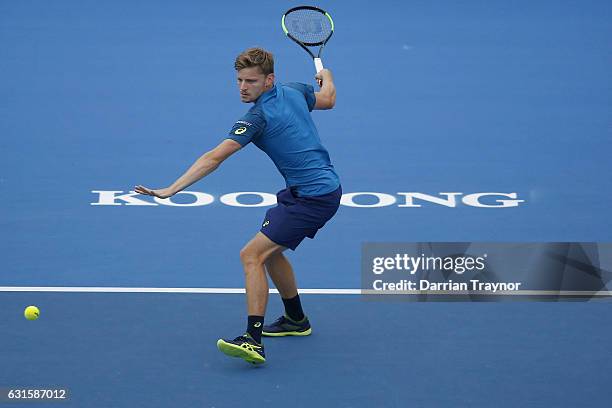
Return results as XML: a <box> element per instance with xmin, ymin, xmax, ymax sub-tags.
<box><xmin>234</xmin><ymin>127</ymin><xmax>247</xmax><ymax>135</ymax></box>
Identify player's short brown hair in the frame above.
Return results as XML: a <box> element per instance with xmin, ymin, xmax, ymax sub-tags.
<box><xmin>234</xmin><ymin>48</ymin><xmax>274</xmax><ymax>75</ymax></box>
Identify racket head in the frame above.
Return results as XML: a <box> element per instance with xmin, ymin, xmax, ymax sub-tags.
<box><xmin>282</xmin><ymin>6</ymin><xmax>334</xmax><ymax>47</ymax></box>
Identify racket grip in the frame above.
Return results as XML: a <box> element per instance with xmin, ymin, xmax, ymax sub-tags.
<box><xmin>314</xmin><ymin>58</ymin><xmax>324</xmax><ymax>73</ymax></box>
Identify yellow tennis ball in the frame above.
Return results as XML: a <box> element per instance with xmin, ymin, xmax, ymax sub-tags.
<box><xmin>24</xmin><ymin>306</ymin><xmax>40</xmax><ymax>320</ymax></box>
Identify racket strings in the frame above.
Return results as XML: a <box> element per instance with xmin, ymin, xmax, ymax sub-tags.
<box><xmin>284</xmin><ymin>9</ymin><xmax>332</xmax><ymax>45</ymax></box>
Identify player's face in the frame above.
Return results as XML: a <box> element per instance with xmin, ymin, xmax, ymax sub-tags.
<box><xmin>236</xmin><ymin>67</ymin><xmax>274</xmax><ymax>103</ymax></box>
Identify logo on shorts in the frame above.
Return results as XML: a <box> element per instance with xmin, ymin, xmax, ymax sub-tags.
<box><xmin>234</xmin><ymin>127</ymin><xmax>247</xmax><ymax>135</ymax></box>
<box><xmin>262</xmin><ymin>220</ymin><xmax>270</xmax><ymax>227</ymax></box>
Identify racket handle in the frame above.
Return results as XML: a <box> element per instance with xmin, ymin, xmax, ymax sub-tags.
<box><xmin>314</xmin><ymin>58</ymin><xmax>324</xmax><ymax>73</ymax></box>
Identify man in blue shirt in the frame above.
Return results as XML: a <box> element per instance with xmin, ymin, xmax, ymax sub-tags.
<box><xmin>135</xmin><ymin>48</ymin><xmax>341</xmax><ymax>364</ymax></box>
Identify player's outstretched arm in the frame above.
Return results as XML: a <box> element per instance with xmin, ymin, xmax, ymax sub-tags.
<box><xmin>134</xmin><ymin>139</ymin><xmax>242</xmax><ymax>199</ymax></box>
<box><xmin>314</xmin><ymin>68</ymin><xmax>336</xmax><ymax>110</ymax></box>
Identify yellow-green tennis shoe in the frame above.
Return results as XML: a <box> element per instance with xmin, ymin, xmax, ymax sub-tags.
<box><xmin>217</xmin><ymin>334</ymin><xmax>265</xmax><ymax>364</ymax></box>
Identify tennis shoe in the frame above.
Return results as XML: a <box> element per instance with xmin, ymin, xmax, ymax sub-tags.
<box><xmin>262</xmin><ymin>315</ymin><xmax>312</xmax><ymax>337</ymax></box>
<box><xmin>217</xmin><ymin>333</ymin><xmax>265</xmax><ymax>364</ymax></box>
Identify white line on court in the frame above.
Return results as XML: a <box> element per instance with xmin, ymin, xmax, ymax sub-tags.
<box><xmin>0</xmin><ymin>287</ymin><xmax>611</xmax><ymax>296</ymax></box>
<box><xmin>0</xmin><ymin>287</ymin><xmax>360</xmax><ymax>294</ymax></box>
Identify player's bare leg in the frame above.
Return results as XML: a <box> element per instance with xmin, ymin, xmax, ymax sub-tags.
<box><xmin>216</xmin><ymin>232</ymin><xmax>284</xmax><ymax>364</ymax></box>
<box><xmin>240</xmin><ymin>232</ymin><xmax>286</xmax><ymax>316</ymax></box>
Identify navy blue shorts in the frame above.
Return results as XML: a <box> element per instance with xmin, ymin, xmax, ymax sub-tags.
<box><xmin>260</xmin><ymin>185</ymin><xmax>342</xmax><ymax>250</ymax></box>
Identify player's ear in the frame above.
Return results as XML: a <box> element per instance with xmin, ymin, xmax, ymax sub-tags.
<box><xmin>265</xmin><ymin>73</ymin><xmax>275</xmax><ymax>87</ymax></box>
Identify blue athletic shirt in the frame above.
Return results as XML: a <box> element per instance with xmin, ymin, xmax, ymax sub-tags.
<box><xmin>225</xmin><ymin>83</ymin><xmax>340</xmax><ymax>197</ymax></box>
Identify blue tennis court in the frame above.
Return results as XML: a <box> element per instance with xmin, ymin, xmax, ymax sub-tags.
<box><xmin>2</xmin><ymin>0</ymin><xmax>611</xmax><ymax>406</ymax></box>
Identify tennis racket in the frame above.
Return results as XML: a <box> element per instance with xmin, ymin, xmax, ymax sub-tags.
<box><xmin>281</xmin><ymin>6</ymin><xmax>334</xmax><ymax>75</ymax></box>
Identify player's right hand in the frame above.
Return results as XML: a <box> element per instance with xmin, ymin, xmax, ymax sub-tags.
<box><xmin>134</xmin><ymin>185</ymin><xmax>174</xmax><ymax>199</ymax></box>
<box><xmin>315</xmin><ymin>69</ymin><xmax>333</xmax><ymax>87</ymax></box>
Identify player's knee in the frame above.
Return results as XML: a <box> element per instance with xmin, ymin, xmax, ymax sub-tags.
<box><xmin>239</xmin><ymin>246</ymin><xmax>264</xmax><ymax>268</ymax></box>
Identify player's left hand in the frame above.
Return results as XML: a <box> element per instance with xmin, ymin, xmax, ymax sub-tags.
<box><xmin>134</xmin><ymin>185</ymin><xmax>174</xmax><ymax>199</ymax></box>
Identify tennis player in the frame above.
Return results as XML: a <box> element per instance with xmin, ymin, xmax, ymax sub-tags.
<box><xmin>135</xmin><ymin>48</ymin><xmax>340</xmax><ymax>364</ymax></box>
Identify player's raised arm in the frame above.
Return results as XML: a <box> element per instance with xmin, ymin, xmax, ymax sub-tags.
<box><xmin>314</xmin><ymin>68</ymin><xmax>336</xmax><ymax>110</ymax></box>
<box><xmin>134</xmin><ymin>139</ymin><xmax>242</xmax><ymax>199</ymax></box>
